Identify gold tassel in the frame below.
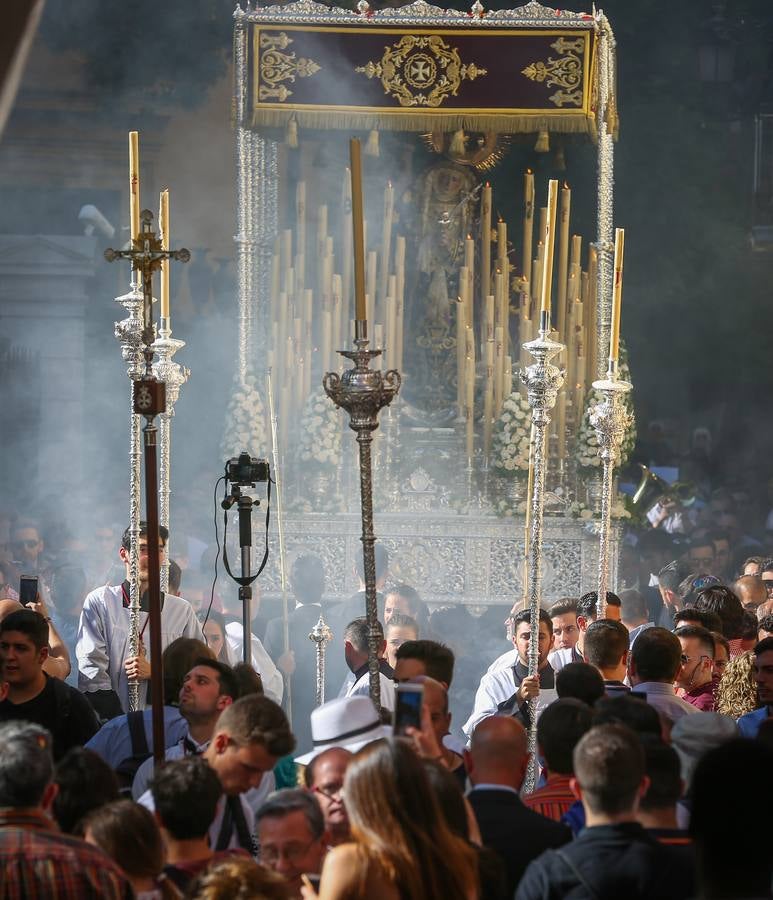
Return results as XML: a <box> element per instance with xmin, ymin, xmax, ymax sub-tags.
<box><xmin>534</xmin><ymin>129</ymin><xmax>550</xmax><ymax>153</ymax></box>
<box><xmin>287</xmin><ymin>118</ymin><xmax>298</xmax><ymax>149</ymax></box>
<box><xmin>365</xmin><ymin>129</ymin><xmax>379</xmax><ymax>157</ymax></box>
<box><xmin>449</xmin><ymin>128</ymin><xmax>466</xmax><ymax>156</ymax></box>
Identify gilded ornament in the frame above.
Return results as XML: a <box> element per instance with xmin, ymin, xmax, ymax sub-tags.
<box><xmin>355</xmin><ymin>35</ymin><xmax>487</xmax><ymax>108</ymax></box>
<box><xmin>521</xmin><ymin>35</ymin><xmax>584</xmax><ymax>107</ymax></box>
<box><xmin>258</xmin><ymin>31</ymin><xmax>321</xmax><ymax>102</ymax></box>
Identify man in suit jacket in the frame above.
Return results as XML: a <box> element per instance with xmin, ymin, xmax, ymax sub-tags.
<box><xmin>465</xmin><ymin>716</ymin><xmax>570</xmax><ymax>897</ymax></box>
<box><xmin>264</xmin><ymin>554</ymin><xmax>329</xmax><ymax>755</ymax></box>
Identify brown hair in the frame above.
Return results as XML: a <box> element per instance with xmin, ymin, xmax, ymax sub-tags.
<box><xmin>163</xmin><ymin>637</ymin><xmax>214</xmax><ymax>705</ymax></box>
<box><xmin>214</xmin><ymin>694</ymin><xmax>295</xmax><ymax>757</ymax></box>
<box><xmin>715</xmin><ymin>651</ymin><xmax>758</xmax><ymax>718</ymax></box>
<box><xmin>344</xmin><ymin>739</ymin><xmax>478</xmax><ymax>900</ymax></box>
<box><xmin>82</xmin><ymin>799</ymin><xmax>163</xmax><ymax>880</ymax></box>
<box><xmin>185</xmin><ymin>857</ymin><xmax>291</xmax><ymax>899</ymax></box>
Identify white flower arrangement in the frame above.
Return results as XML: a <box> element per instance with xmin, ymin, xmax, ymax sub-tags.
<box><xmin>567</xmin><ymin>497</ymin><xmax>632</xmax><ymax>521</ymax></box>
<box><xmin>298</xmin><ymin>388</ymin><xmax>341</xmax><ymax>468</ymax></box>
<box><xmin>221</xmin><ymin>374</ymin><xmax>268</xmax><ymax>460</ymax></box>
<box><xmin>492</xmin><ymin>390</ymin><xmax>532</xmax><ymax>477</ymax></box>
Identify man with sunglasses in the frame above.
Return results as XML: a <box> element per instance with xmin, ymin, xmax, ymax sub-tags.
<box><xmin>674</xmin><ymin>625</ymin><xmax>716</xmax><ymax>712</ymax></box>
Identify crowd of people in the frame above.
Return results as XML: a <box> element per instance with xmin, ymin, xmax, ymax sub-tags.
<box><xmin>1</xmin><ymin>500</ymin><xmax>773</xmax><ymax>899</ymax></box>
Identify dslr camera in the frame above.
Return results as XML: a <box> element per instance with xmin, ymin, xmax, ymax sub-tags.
<box><xmin>225</xmin><ymin>451</ymin><xmax>270</xmax><ymax>486</ymax></box>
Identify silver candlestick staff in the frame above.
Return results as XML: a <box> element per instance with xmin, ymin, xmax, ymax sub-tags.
<box><xmin>114</xmin><ymin>280</ymin><xmax>145</xmax><ymax>712</ymax></box>
<box><xmin>589</xmin><ymin>361</ymin><xmax>632</xmax><ymax>618</ymax></box>
<box><xmin>519</xmin><ymin>310</ymin><xmax>565</xmax><ymax>793</ymax></box>
<box><xmin>152</xmin><ymin>319</ymin><xmax>189</xmax><ymax>592</ymax></box>
<box><xmin>324</xmin><ymin>323</ymin><xmax>400</xmax><ymax>712</ymax></box>
<box><xmin>309</xmin><ymin>614</ymin><xmax>333</xmax><ymax>707</ymax></box>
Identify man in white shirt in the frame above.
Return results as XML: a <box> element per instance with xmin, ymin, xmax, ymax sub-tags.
<box><xmin>138</xmin><ymin>693</ymin><xmax>293</xmax><ymax>853</ymax></box>
<box><xmin>464</xmin><ymin>607</ymin><xmax>555</xmax><ymax>740</ymax></box>
<box><xmin>76</xmin><ymin>522</ymin><xmax>204</xmax><ymax>718</ymax></box>
<box><xmin>339</xmin><ymin>616</ymin><xmax>394</xmax><ymax>713</ymax></box>
<box><xmin>628</xmin><ymin>626</ymin><xmax>698</xmax><ymax>723</ymax></box>
<box><xmin>487</xmin><ymin>594</ymin><xmax>622</xmax><ymax>676</ymax></box>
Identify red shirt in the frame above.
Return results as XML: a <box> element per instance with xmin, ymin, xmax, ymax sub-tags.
<box><xmin>682</xmin><ymin>680</ymin><xmax>715</xmax><ymax>712</ymax></box>
<box><xmin>522</xmin><ymin>773</ymin><xmax>575</xmax><ymax>822</ymax></box>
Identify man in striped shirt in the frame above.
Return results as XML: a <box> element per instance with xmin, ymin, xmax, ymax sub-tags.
<box><xmin>523</xmin><ymin>699</ymin><xmax>592</xmax><ymax>822</ymax></box>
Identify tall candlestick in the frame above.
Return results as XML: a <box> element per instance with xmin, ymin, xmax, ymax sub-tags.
<box><xmin>380</xmin><ymin>181</ymin><xmax>394</xmax><ymax>305</ymax></box>
<box><xmin>296</xmin><ymin>181</ymin><xmax>306</xmax><ymax>286</ymax></box>
<box><xmin>349</xmin><ymin>139</ymin><xmax>367</xmax><ymax>323</ymax></box>
<box><xmin>497</xmin><ymin>219</ymin><xmax>507</xmax><ymax>265</ymax></box>
<box><xmin>485</xmin><ymin>293</ymin><xmax>495</xmax><ymax>342</ymax></box>
<box><xmin>317</xmin><ymin>204</ymin><xmax>328</xmax><ymax>260</ymax></box>
<box><xmin>321</xmin><ymin>309</ymin><xmax>332</xmax><ymax>374</ymax></box>
<box><xmin>494</xmin><ymin>325</ymin><xmax>504</xmax><ymax>414</ymax></box>
<box><xmin>342</xmin><ymin>168</ymin><xmax>353</xmax><ymax>329</ymax></box>
<box><xmin>332</xmin><ymin>273</ymin><xmax>343</xmax><ymax>352</ymax></box>
<box><xmin>158</xmin><ymin>189</ymin><xmax>170</xmax><ymax>320</ymax></box>
<box><xmin>465</xmin><ymin>326</ymin><xmax>475</xmax><ymax>461</ymax></box>
<box><xmin>556</xmin><ymin>184</ymin><xmax>571</xmax><ymax>340</ymax></box>
<box><xmin>483</xmin><ymin>338</ymin><xmax>494</xmax><ymax>455</ymax></box>
<box><xmin>540</xmin><ymin>180</ymin><xmax>559</xmax><ymax>317</ymax></box>
<box><xmin>129</xmin><ymin>131</ymin><xmax>140</xmax><ymax>243</ymax></box>
<box><xmin>522</xmin><ymin>170</ymin><xmax>535</xmax><ymax>289</ymax></box>
<box><xmin>395</xmin><ymin>235</ymin><xmax>406</xmax><ymax>371</ymax></box>
<box><xmin>481</xmin><ymin>183</ymin><xmax>492</xmax><ymax>312</ymax></box>
<box><xmin>366</xmin><ymin>250</ymin><xmax>377</xmax><ymax>325</ymax></box>
<box><xmin>609</xmin><ymin>228</ymin><xmax>625</xmax><ymax>364</ymax></box>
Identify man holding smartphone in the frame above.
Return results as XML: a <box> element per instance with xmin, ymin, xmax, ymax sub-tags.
<box><xmin>76</xmin><ymin>522</ymin><xmax>203</xmax><ymax>719</ymax></box>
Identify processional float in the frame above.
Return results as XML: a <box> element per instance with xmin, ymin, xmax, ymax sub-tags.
<box><xmin>232</xmin><ymin>0</ymin><xmax>631</xmax><ymax>747</ymax></box>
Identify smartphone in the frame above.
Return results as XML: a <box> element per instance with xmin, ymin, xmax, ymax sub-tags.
<box><xmin>19</xmin><ymin>575</ymin><xmax>39</xmax><ymax>607</ymax></box>
<box><xmin>393</xmin><ymin>682</ymin><xmax>424</xmax><ymax>736</ymax></box>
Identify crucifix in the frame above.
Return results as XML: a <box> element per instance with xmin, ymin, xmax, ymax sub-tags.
<box><xmin>104</xmin><ymin>209</ymin><xmax>189</xmax><ymax>763</ymax></box>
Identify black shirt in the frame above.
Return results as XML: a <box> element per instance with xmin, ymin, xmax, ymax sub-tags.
<box><xmin>0</xmin><ymin>674</ymin><xmax>99</xmax><ymax>760</ymax></box>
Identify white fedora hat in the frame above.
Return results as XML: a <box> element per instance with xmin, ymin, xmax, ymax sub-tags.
<box><xmin>295</xmin><ymin>695</ymin><xmax>391</xmax><ymax>765</ymax></box>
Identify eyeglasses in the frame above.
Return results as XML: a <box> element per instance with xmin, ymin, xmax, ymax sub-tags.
<box><xmin>680</xmin><ymin>654</ymin><xmax>710</xmax><ymax>665</ymax></box>
<box><xmin>259</xmin><ymin>836</ymin><xmax>319</xmax><ymax>866</ymax></box>
<box><xmin>313</xmin><ymin>784</ymin><xmax>344</xmax><ymax>803</ymax></box>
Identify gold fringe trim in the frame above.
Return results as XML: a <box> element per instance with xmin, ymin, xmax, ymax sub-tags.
<box><xmin>534</xmin><ymin>129</ymin><xmax>549</xmax><ymax>152</ymax></box>
<box><xmin>252</xmin><ymin>108</ymin><xmax>596</xmax><ymax>137</ymax></box>
<box><xmin>364</xmin><ymin>128</ymin><xmax>380</xmax><ymax>156</ymax></box>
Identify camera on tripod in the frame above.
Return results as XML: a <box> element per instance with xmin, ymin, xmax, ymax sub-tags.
<box><xmin>225</xmin><ymin>451</ymin><xmax>270</xmax><ymax>486</ymax></box>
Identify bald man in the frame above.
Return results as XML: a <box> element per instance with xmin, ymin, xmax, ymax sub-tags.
<box><xmin>734</xmin><ymin>576</ymin><xmax>767</xmax><ymax>613</ymax></box>
<box><xmin>0</xmin><ymin>597</ymin><xmax>69</xmax><ymax>680</ymax></box>
<box><xmin>465</xmin><ymin>717</ymin><xmax>570</xmax><ymax>896</ymax></box>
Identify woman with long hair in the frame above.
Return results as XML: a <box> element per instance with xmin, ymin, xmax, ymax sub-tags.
<box><xmin>715</xmin><ymin>650</ymin><xmax>758</xmax><ymax>717</ymax></box>
<box><xmin>303</xmin><ymin>738</ymin><xmax>479</xmax><ymax>900</ymax></box>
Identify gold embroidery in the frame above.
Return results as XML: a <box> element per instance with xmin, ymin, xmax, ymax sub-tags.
<box><xmin>355</xmin><ymin>35</ymin><xmax>487</xmax><ymax>108</ymax></box>
<box><xmin>521</xmin><ymin>36</ymin><xmax>584</xmax><ymax>107</ymax></box>
<box><xmin>258</xmin><ymin>32</ymin><xmax>321</xmax><ymax>102</ymax></box>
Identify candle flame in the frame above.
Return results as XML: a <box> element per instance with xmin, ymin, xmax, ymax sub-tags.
<box><xmin>526</xmin><ymin>168</ymin><xmax>533</xmax><ymax>175</ymax></box>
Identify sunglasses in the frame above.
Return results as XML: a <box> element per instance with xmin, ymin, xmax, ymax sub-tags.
<box><xmin>12</xmin><ymin>539</ymin><xmax>38</xmax><ymax>549</ymax></box>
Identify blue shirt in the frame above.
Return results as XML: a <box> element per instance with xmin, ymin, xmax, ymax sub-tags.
<box><xmin>737</xmin><ymin>707</ymin><xmax>769</xmax><ymax>739</ymax></box>
<box><xmin>85</xmin><ymin>705</ymin><xmax>187</xmax><ymax>767</ymax></box>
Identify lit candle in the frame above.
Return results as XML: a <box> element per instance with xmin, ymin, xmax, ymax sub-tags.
<box><xmin>609</xmin><ymin>227</ymin><xmax>625</xmax><ymax>364</ymax></box>
<box><xmin>556</xmin><ymin>183</ymin><xmax>571</xmax><ymax>340</ymax></box>
<box><xmin>158</xmin><ymin>189</ymin><xmax>170</xmax><ymax>320</ymax></box>
<box><xmin>304</xmin><ymin>288</ymin><xmax>313</xmax><ymax>397</ymax></box>
<box><xmin>481</xmin><ymin>183</ymin><xmax>492</xmax><ymax>313</ymax></box>
<box><xmin>540</xmin><ymin>181</ymin><xmax>559</xmax><ymax>317</ymax></box>
<box><xmin>485</xmin><ymin>293</ymin><xmax>495</xmax><ymax>342</ymax></box>
<box><xmin>521</xmin><ymin>173</ymin><xmax>534</xmax><ymax>296</ymax></box>
<box><xmin>349</xmin><ymin>138</ymin><xmax>367</xmax><ymax>324</ymax></box>
<box><xmin>129</xmin><ymin>131</ymin><xmax>140</xmax><ymax>243</ymax></box>
<box><xmin>497</xmin><ymin>219</ymin><xmax>507</xmax><ymax>266</ymax></box>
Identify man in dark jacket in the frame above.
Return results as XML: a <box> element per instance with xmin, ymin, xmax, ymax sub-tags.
<box><xmin>465</xmin><ymin>716</ymin><xmax>570</xmax><ymax>897</ymax></box>
<box><xmin>516</xmin><ymin>723</ymin><xmax>694</xmax><ymax>900</ymax></box>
